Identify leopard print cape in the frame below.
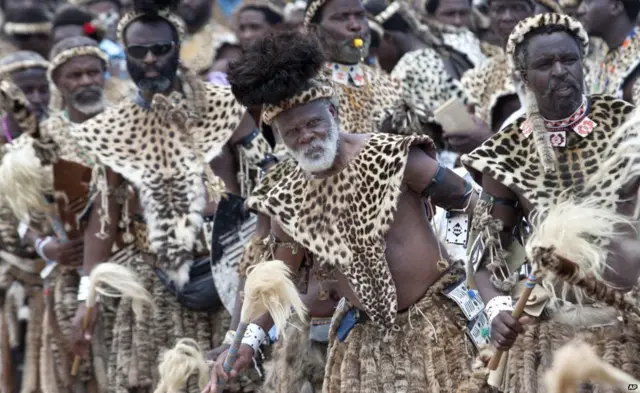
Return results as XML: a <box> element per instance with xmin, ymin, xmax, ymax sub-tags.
<box><xmin>247</xmin><ymin>133</ymin><xmax>436</xmax><ymax>328</ymax></box>
<box><xmin>68</xmin><ymin>82</ymin><xmax>244</xmax><ymax>288</ymax></box>
<box><xmin>180</xmin><ymin>22</ymin><xmax>237</xmax><ymax>75</ymax></box>
<box><xmin>462</xmin><ymin>95</ymin><xmax>635</xmax><ymax>210</ymax></box>
<box><xmin>322</xmin><ymin>62</ymin><xmax>402</xmax><ymax>133</ymax></box>
<box><xmin>391</xmin><ymin>47</ymin><xmax>468</xmax><ymax>119</ymax></box>
<box><xmin>461</xmin><ymin>52</ymin><xmax>516</xmax><ymax>129</ymax></box>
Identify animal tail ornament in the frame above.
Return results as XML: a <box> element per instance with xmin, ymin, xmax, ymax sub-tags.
<box><xmin>0</xmin><ymin>138</ymin><xmax>53</xmax><ymax>221</ymax></box>
<box><xmin>71</xmin><ymin>262</ymin><xmax>155</xmax><ymax>375</ymax></box>
<box><xmin>154</xmin><ymin>338</ymin><xmax>209</xmax><ymax>393</ymax></box>
<box><xmin>544</xmin><ymin>340</ymin><xmax>640</xmax><ymax>393</ymax></box>
<box><xmin>526</xmin><ymin>196</ymin><xmax>640</xmax><ymax>314</ymax></box>
<box><xmin>217</xmin><ymin>260</ymin><xmax>307</xmax><ymax>392</ymax></box>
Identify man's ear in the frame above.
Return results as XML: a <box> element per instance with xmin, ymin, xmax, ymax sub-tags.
<box><xmin>328</xmin><ymin>102</ymin><xmax>337</xmax><ymax>118</ymax></box>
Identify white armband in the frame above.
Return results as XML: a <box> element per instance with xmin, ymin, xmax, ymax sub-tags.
<box><xmin>241</xmin><ymin>323</ymin><xmax>268</xmax><ymax>354</ymax></box>
<box><xmin>484</xmin><ymin>295</ymin><xmax>514</xmax><ymax>324</ymax></box>
<box><xmin>77</xmin><ymin>275</ymin><xmax>91</xmax><ymax>302</ymax></box>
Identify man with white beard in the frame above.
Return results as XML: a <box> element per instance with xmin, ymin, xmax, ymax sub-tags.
<box><xmin>206</xmin><ymin>30</ymin><xmax>487</xmax><ymax>393</ymax></box>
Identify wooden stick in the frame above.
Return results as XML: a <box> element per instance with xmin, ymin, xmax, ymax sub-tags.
<box><xmin>70</xmin><ymin>304</ymin><xmax>93</xmax><ymax>376</ymax></box>
<box><xmin>216</xmin><ymin>322</ymin><xmax>250</xmax><ymax>393</ymax></box>
<box><xmin>488</xmin><ymin>272</ymin><xmax>537</xmax><ymax>371</ymax></box>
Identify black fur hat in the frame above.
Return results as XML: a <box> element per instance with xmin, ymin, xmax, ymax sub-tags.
<box><xmin>228</xmin><ymin>30</ymin><xmax>325</xmax><ymax>107</ymax></box>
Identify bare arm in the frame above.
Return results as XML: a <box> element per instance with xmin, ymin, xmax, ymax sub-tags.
<box><xmin>252</xmin><ymin>218</ymin><xmax>305</xmax><ymax>333</ymax></box>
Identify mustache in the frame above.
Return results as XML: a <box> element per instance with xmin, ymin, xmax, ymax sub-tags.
<box><xmin>72</xmin><ymin>85</ymin><xmax>103</xmax><ymax>99</ymax></box>
<box><xmin>546</xmin><ymin>79</ymin><xmax>580</xmax><ymax>95</ymax></box>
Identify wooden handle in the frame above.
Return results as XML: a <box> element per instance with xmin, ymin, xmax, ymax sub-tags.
<box><xmin>488</xmin><ymin>273</ymin><xmax>537</xmax><ymax>371</ymax></box>
<box><xmin>71</xmin><ymin>305</ymin><xmax>93</xmax><ymax>376</ymax></box>
<box><xmin>216</xmin><ymin>322</ymin><xmax>249</xmax><ymax>393</ymax></box>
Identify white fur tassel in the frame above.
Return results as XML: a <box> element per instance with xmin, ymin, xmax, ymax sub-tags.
<box><xmin>242</xmin><ymin>260</ymin><xmax>307</xmax><ymax>338</ymax></box>
<box><xmin>0</xmin><ymin>139</ymin><xmax>53</xmax><ymax>221</ymax></box>
<box><xmin>544</xmin><ymin>341</ymin><xmax>640</xmax><ymax>393</ymax></box>
<box><xmin>154</xmin><ymin>338</ymin><xmax>209</xmax><ymax>393</ymax></box>
<box><xmin>86</xmin><ymin>262</ymin><xmax>155</xmax><ymax>319</ymax></box>
<box><xmin>527</xmin><ymin>196</ymin><xmax>629</xmax><ymax>302</ymax></box>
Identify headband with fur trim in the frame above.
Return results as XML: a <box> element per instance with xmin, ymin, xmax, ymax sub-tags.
<box><xmin>3</xmin><ymin>22</ymin><xmax>53</xmax><ymax>35</ymax></box>
<box><xmin>0</xmin><ymin>52</ymin><xmax>49</xmax><ymax>78</ymax></box>
<box><xmin>227</xmin><ymin>31</ymin><xmax>334</xmax><ymax>125</ymax></box>
<box><xmin>117</xmin><ymin>0</ymin><xmax>185</xmax><ymax>44</ymax></box>
<box><xmin>506</xmin><ymin>13</ymin><xmax>589</xmax><ymax>174</ymax></box>
<box><xmin>304</xmin><ymin>0</ymin><xmax>329</xmax><ymax>27</ymax></box>
<box><xmin>48</xmin><ymin>46</ymin><xmax>108</xmax><ymax>83</ymax></box>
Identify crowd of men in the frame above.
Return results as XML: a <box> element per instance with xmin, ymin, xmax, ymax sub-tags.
<box><xmin>0</xmin><ymin>0</ymin><xmax>638</xmax><ymax>392</ymax></box>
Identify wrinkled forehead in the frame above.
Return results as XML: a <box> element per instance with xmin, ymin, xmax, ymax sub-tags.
<box><xmin>522</xmin><ymin>30</ymin><xmax>581</xmax><ymax>60</ymax></box>
<box><xmin>274</xmin><ymin>100</ymin><xmax>331</xmax><ymax>130</ymax></box>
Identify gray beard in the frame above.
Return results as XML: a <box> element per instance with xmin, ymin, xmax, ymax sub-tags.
<box><xmin>72</xmin><ymin>95</ymin><xmax>106</xmax><ymax>116</ymax></box>
<box><xmin>136</xmin><ymin>77</ymin><xmax>172</xmax><ymax>94</ymax></box>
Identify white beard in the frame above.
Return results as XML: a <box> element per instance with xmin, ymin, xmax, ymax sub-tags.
<box><xmin>290</xmin><ymin>119</ymin><xmax>340</xmax><ymax>173</ymax></box>
<box><xmin>73</xmin><ymin>93</ymin><xmax>106</xmax><ymax>116</ymax></box>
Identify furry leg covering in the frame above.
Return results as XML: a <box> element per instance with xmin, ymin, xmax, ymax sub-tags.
<box><xmin>323</xmin><ymin>265</ymin><xmax>487</xmax><ymax>393</ymax></box>
<box><xmin>107</xmin><ymin>250</ymin><xmax>262</xmax><ymax>393</ymax></box>
<box><xmin>260</xmin><ymin>315</ymin><xmax>327</xmax><ymax>393</ymax></box>
<box><xmin>499</xmin><ymin>311</ymin><xmax>640</xmax><ymax>393</ymax></box>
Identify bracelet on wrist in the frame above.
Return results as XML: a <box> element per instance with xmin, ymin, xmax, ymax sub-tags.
<box><xmin>241</xmin><ymin>323</ymin><xmax>268</xmax><ymax>354</ymax></box>
<box><xmin>35</xmin><ymin>236</ymin><xmax>53</xmax><ymax>261</ymax></box>
<box><xmin>484</xmin><ymin>295</ymin><xmax>514</xmax><ymax>324</ymax></box>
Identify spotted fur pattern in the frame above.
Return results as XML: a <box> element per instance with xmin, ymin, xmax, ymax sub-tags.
<box><xmin>391</xmin><ymin>47</ymin><xmax>468</xmax><ymax>117</ymax></box>
<box><xmin>248</xmin><ymin>133</ymin><xmax>435</xmax><ymax>328</ymax></box>
<box><xmin>462</xmin><ymin>95</ymin><xmax>635</xmax><ymax>210</ymax></box>
<box><xmin>461</xmin><ymin>53</ymin><xmax>516</xmax><ymax>128</ymax></box>
<box><xmin>68</xmin><ymin>84</ymin><xmax>244</xmax><ymax>288</ymax></box>
<box><xmin>322</xmin><ymin>65</ymin><xmax>402</xmax><ymax>133</ymax></box>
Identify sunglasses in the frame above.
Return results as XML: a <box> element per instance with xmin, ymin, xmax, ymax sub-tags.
<box><xmin>126</xmin><ymin>41</ymin><xmax>175</xmax><ymax>60</ymax></box>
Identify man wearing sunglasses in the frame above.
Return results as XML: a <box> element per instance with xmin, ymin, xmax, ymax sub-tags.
<box><xmin>64</xmin><ymin>0</ymin><xmax>275</xmax><ymax>392</ymax></box>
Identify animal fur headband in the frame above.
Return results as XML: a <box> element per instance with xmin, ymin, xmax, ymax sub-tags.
<box><xmin>48</xmin><ymin>45</ymin><xmax>109</xmax><ymax>84</ymax></box>
<box><xmin>304</xmin><ymin>0</ymin><xmax>328</xmax><ymax>26</ymax></box>
<box><xmin>227</xmin><ymin>30</ymin><xmax>335</xmax><ymax>126</ymax></box>
<box><xmin>506</xmin><ymin>12</ymin><xmax>588</xmax><ymax>77</ymax></box>
<box><xmin>3</xmin><ymin>22</ymin><xmax>53</xmax><ymax>36</ymax></box>
<box><xmin>0</xmin><ymin>52</ymin><xmax>49</xmax><ymax>79</ymax></box>
<box><xmin>117</xmin><ymin>0</ymin><xmax>185</xmax><ymax>44</ymax></box>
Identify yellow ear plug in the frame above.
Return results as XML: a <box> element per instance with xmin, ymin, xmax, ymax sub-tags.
<box><xmin>353</xmin><ymin>38</ymin><xmax>363</xmax><ymax>48</ymax></box>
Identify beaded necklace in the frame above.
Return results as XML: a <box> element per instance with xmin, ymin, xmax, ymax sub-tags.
<box><xmin>592</xmin><ymin>27</ymin><xmax>638</xmax><ymax>94</ymax></box>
